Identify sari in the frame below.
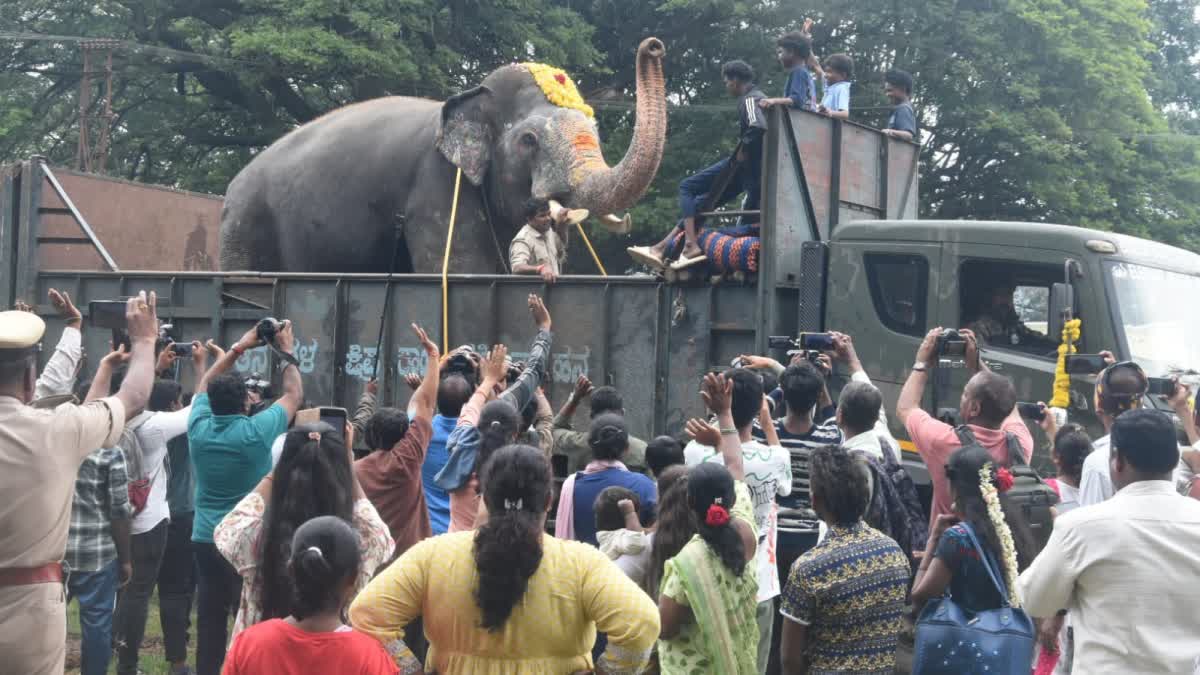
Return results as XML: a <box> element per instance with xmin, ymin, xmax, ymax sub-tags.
<box><xmin>658</xmin><ymin>481</ymin><xmax>760</xmax><ymax>675</ymax></box>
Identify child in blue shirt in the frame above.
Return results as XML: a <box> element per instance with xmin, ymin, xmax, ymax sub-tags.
<box><xmin>760</xmin><ymin>30</ymin><xmax>818</xmax><ymax>111</ymax></box>
<box><xmin>818</xmin><ymin>53</ymin><xmax>854</xmax><ymax>120</ymax></box>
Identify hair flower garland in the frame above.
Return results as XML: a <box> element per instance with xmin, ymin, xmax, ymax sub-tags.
<box><xmin>1049</xmin><ymin>318</ymin><xmax>1082</xmax><ymax>409</ymax></box>
<box><xmin>979</xmin><ymin>463</ymin><xmax>1021</xmax><ymax>607</ymax></box>
<box><xmin>523</xmin><ymin>63</ymin><xmax>595</xmax><ymax>118</ymax></box>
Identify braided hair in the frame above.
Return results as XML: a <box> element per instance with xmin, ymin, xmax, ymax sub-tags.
<box><xmin>473</xmin><ymin>444</ymin><xmax>550</xmax><ymax>631</ymax></box>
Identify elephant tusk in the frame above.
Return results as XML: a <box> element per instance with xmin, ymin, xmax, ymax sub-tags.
<box><xmin>548</xmin><ymin>199</ymin><xmax>590</xmax><ymax>226</ymax></box>
<box><xmin>599</xmin><ymin>213</ymin><xmax>633</xmax><ymax>234</ymax></box>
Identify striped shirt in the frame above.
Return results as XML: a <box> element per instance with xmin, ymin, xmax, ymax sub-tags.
<box><xmin>752</xmin><ymin>416</ymin><xmax>843</xmax><ymax>534</ymax></box>
<box><xmin>66</xmin><ymin>447</ymin><xmax>131</xmax><ymax>572</ymax></box>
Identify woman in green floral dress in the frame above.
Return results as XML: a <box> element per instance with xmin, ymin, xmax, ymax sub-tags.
<box><xmin>657</xmin><ymin>373</ymin><xmax>761</xmax><ymax>674</ymax></box>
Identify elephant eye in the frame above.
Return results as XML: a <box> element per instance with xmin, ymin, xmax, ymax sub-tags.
<box><xmin>520</xmin><ymin>132</ymin><xmax>538</xmax><ymax>149</ymax></box>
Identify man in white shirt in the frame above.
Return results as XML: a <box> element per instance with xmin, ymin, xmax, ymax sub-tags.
<box><xmin>114</xmin><ymin>348</ymin><xmax>206</xmax><ymax>675</ymax></box>
<box><xmin>829</xmin><ymin>333</ymin><xmax>897</xmax><ymax>461</ymax></box>
<box><xmin>684</xmin><ymin>367</ymin><xmax>791</xmax><ymax>674</ymax></box>
<box><xmin>1077</xmin><ymin>361</ymin><xmax>1147</xmax><ymax>507</ymax></box>
<box><xmin>1018</xmin><ymin>409</ymin><xmax>1200</xmax><ymax>674</ymax></box>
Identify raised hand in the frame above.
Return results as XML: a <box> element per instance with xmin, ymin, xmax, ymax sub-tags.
<box><xmin>48</xmin><ymin>289</ymin><xmax>82</xmax><ymax>325</ymax></box>
<box><xmin>101</xmin><ymin>343</ymin><xmax>131</xmax><ymax>368</ymax></box>
<box><xmin>528</xmin><ymin>294</ymin><xmax>551</xmax><ymax>332</ymax></box>
<box><xmin>572</xmin><ymin>375</ymin><xmax>594</xmax><ymax>401</ymax></box>
<box><xmin>405</xmin><ymin>373</ymin><xmax>422</xmax><ymax>391</ymax></box>
<box><xmin>124</xmin><ymin>291</ymin><xmax>159</xmax><ymax>343</ymax></box>
<box><xmin>367</xmin><ymin>378</ymin><xmax>379</xmax><ymax>396</ymax></box>
<box><xmin>481</xmin><ymin>344</ymin><xmax>509</xmax><ymax>385</ymax></box>
<box><xmin>700</xmin><ymin>372</ymin><xmax>733</xmax><ymax>414</ymax></box>
<box><xmin>686</xmin><ymin>418</ymin><xmax>721</xmax><ymax>448</ymax></box>
<box><xmin>190</xmin><ymin>341</ymin><xmax>207</xmax><ymax>369</ymax></box>
<box><xmin>412</xmin><ymin>323</ymin><xmax>439</xmax><ymax>361</ymax></box>
<box><xmin>156</xmin><ymin>346</ymin><xmax>179</xmax><ymax>374</ymax></box>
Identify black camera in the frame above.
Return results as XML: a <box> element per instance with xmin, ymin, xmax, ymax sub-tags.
<box><xmin>1017</xmin><ymin>402</ymin><xmax>1046</xmax><ymax>422</ymax></box>
<box><xmin>170</xmin><ymin>342</ymin><xmax>194</xmax><ymax>357</ymax></box>
<box><xmin>768</xmin><ymin>332</ymin><xmax>836</xmax><ymax>353</ymax></box>
<box><xmin>256</xmin><ymin>317</ymin><xmax>283</xmax><ymax>345</ymax></box>
<box><xmin>506</xmin><ymin>361</ymin><xmax>526</xmax><ymax>386</ymax></box>
<box><xmin>443</xmin><ymin>349</ymin><xmax>480</xmax><ymax>382</ymax></box>
<box><xmin>802</xmin><ymin>350</ymin><xmax>823</xmax><ymax>365</ymax></box>
<box><xmin>936</xmin><ymin>329</ymin><xmax>967</xmax><ymax>358</ymax></box>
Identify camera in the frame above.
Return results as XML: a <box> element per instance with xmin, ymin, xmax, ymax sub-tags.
<box><xmin>1017</xmin><ymin>402</ymin><xmax>1046</xmax><ymax>422</ymax></box>
<box><xmin>936</xmin><ymin>328</ymin><xmax>967</xmax><ymax>358</ymax></box>
<box><xmin>256</xmin><ymin>317</ymin><xmax>284</xmax><ymax>345</ymax></box>
<box><xmin>443</xmin><ymin>348</ymin><xmax>480</xmax><ymax>382</ymax></box>
<box><xmin>768</xmin><ymin>332</ymin><xmax>836</xmax><ymax>353</ymax></box>
<box><xmin>170</xmin><ymin>342</ymin><xmax>194</xmax><ymax>357</ymax></box>
<box><xmin>802</xmin><ymin>350</ymin><xmax>823</xmax><ymax>365</ymax></box>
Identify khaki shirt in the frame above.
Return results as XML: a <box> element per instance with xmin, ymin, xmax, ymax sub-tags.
<box><xmin>0</xmin><ymin>395</ymin><xmax>126</xmax><ymax>568</ymax></box>
<box><xmin>509</xmin><ymin>224</ymin><xmax>566</xmax><ymax>275</ymax></box>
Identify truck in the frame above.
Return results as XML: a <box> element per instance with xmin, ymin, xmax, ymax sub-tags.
<box><xmin>5</xmin><ymin>107</ymin><xmax>1198</xmax><ymax>513</ymax></box>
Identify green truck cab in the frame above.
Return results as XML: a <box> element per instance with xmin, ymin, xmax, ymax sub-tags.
<box><xmin>814</xmin><ymin>219</ymin><xmax>1200</xmax><ymax>482</ymax></box>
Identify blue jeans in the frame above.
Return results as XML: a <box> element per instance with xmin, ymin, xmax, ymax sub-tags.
<box><xmin>67</xmin><ymin>560</ymin><xmax>119</xmax><ymax>675</ymax></box>
<box><xmin>678</xmin><ymin>153</ymin><xmax>762</xmax><ymax>223</ymax></box>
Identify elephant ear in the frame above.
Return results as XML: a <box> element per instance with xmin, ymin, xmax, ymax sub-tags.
<box><xmin>437</xmin><ymin>86</ymin><xmax>494</xmax><ymax>186</ymax></box>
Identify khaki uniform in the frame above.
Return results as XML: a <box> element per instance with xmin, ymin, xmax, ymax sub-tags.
<box><xmin>509</xmin><ymin>224</ymin><xmax>566</xmax><ymax>275</ymax></box>
<box><xmin>0</xmin><ymin>395</ymin><xmax>126</xmax><ymax>675</ymax></box>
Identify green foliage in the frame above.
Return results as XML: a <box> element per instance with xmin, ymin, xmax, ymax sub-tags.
<box><xmin>2</xmin><ymin>0</ymin><xmax>1198</xmax><ymax>266</ymax></box>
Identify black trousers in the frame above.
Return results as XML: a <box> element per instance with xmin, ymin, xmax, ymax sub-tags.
<box><xmin>193</xmin><ymin>541</ymin><xmax>242</xmax><ymax>675</ymax></box>
<box><xmin>157</xmin><ymin>512</ymin><xmax>196</xmax><ymax>664</ymax></box>
<box><xmin>115</xmin><ymin>518</ymin><xmax>168</xmax><ymax>675</ymax></box>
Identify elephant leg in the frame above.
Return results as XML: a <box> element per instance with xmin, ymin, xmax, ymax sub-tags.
<box><xmin>403</xmin><ymin>193</ymin><xmax>503</xmax><ymax>274</ymax></box>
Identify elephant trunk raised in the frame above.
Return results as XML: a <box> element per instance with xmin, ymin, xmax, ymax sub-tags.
<box><xmin>569</xmin><ymin>38</ymin><xmax>667</xmax><ymax>219</ymax></box>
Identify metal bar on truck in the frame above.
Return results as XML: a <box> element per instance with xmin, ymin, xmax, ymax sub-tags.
<box><xmin>697</xmin><ymin>210</ymin><xmax>761</xmax><ymax>218</ymax></box>
<box><xmin>38</xmin><ymin>161</ymin><xmax>120</xmax><ymax>271</ymax></box>
<box><xmin>829</xmin><ymin>121</ymin><xmax>842</xmax><ymax>234</ymax></box>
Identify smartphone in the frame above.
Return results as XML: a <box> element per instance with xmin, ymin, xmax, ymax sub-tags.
<box><xmin>1064</xmin><ymin>354</ymin><xmax>1109</xmax><ymax>375</ymax></box>
<box><xmin>1017</xmin><ymin>402</ymin><xmax>1046</xmax><ymax>422</ymax></box>
<box><xmin>768</xmin><ymin>335</ymin><xmax>798</xmax><ymax>350</ymax></box>
<box><xmin>799</xmin><ymin>332</ymin><xmax>835</xmax><ymax>351</ymax></box>
<box><xmin>318</xmin><ymin>406</ymin><xmax>348</xmax><ymax>442</ymax></box>
<box><xmin>1147</xmin><ymin>378</ymin><xmax>1175</xmax><ymax>397</ymax></box>
<box><xmin>89</xmin><ymin>300</ymin><xmax>127</xmax><ymax>330</ymax></box>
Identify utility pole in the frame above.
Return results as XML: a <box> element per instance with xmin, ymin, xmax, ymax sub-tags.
<box><xmin>77</xmin><ymin>39</ymin><xmax>119</xmax><ymax>173</ymax></box>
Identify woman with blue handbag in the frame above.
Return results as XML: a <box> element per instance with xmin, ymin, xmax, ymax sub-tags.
<box><xmin>910</xmin><ymin>445</ymin><xmax>1039</xmax><ymax>674</ymax></box>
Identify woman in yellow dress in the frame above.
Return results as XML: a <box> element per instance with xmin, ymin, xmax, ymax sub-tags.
<box><xmin>350</xmin><ymin>442</ymin><xmax>660</xmax><ymax>674</ymax></box>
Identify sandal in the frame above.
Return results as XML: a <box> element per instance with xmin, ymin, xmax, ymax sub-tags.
<box><xmin>670</xmin><ymin>254</ymin><xmax>708</xmax><ymax>271</ymax></box>
<box><xmin>627</xmin><ymin>246</ymin><xmax>667</xmax><ymax>271</ymax></box>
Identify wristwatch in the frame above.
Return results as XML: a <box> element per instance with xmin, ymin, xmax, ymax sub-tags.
<box><xmin>912</xmin><ymin>361</ymin><xmax>929</xmax><ymax>373</ymax></box>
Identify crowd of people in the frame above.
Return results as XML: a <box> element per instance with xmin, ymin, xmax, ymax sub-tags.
<box><xmin>1</xmin><ymin>284</ymin><xmax>1199</xmax><ymax>675</ymax></box>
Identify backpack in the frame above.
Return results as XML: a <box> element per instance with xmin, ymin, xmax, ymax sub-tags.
<box><xmin>878</xmin><ymin>437</ymin><xmax>930</xmax><ymax>554</ymax></box>
<box><xmin>954</xmin><ymin>426</ymin><xmax>1058</xmax><ymax>555</ymax></box>
<box><xmin>118</xmin><ymin>413</ymin><xmax>153</xmax><ymax>516</ymax></box>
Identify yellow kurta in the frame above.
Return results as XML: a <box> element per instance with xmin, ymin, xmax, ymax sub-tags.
<box><xmin>350</xmin><ymin>530</ymin><xmax>660</xmax><ymax>674</ymax></box>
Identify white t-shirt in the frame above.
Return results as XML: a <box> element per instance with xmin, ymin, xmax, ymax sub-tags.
<box><xmin>130</xmin><ymin>406</ymin><xmax>192</xmax><ymax>534</ymax></box>
<box><xmin>684</xmin><ymin>438</ymin><xmax>793</xmax><ymax>602</ymax></box>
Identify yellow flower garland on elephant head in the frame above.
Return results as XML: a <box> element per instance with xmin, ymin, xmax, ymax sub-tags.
<box><xmin>1049</xmin><ymin>318</ymin><xmax>1082</xmax><ymax>409</ymax></box>
<box><xmin>523</xmin><ymin>63</ymin><xmax>595</xmax><ymax>118</ymax></box>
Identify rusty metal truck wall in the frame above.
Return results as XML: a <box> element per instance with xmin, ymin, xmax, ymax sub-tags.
<box><xmin>30</xmin><ymin>271</ymin><xmax>786</xmax><ymax>437</ymax></box>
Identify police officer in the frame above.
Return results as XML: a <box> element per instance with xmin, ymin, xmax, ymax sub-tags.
<box><xmin>0</xmin><ymin>291</ymin><xmax>159</xmax><ymax>674</ymax></box>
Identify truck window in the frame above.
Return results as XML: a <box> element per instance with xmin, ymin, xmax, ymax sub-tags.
<box><xmin>959</xmin><ymin>261</ymin><xmax>1061</xmax><ymax>356</ymax></box>
<box><xmin>864</xmin><ymin>253</ymin><xmax>928</xmax><ymax>336</ymax></box>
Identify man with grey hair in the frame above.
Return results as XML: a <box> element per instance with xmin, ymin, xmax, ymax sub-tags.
<box><xmin>830</xmin><ymin>332</ymin><xmax>898</xmax><ymax>461</ymax></box>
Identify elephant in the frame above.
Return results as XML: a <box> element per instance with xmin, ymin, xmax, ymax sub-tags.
<box><xmin>219</xmin><ymin>38</ymin><xmax>667</xmax><ymax>274</ymax></box>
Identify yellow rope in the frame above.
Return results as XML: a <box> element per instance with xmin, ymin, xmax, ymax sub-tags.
<box><xmin>441</xmin><ymin>168</ymin><xmax>463</xmax><ymax>355</ymax></box>
<box><xmin>576</xmin><ymin>222</ymin><xmax>608</xmax><ymax>276</ymax></box>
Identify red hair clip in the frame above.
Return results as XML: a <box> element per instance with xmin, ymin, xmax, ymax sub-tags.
<box><xmin>705</xmin><ymin>504</ymin><xmax>730</xmax><ymax>527</ymax></box>
<box><xmin>995</xmin><ymin>467</ymin><xmax>1015</xmax><ymax>493</ymax></box>
<box><xmin>554</xmin><ymin>72</ymin><xmax>567</xmax><ymax>85</ymax></box>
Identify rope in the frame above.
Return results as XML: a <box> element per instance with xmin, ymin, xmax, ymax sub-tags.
<box><xmin>441</xmin><ymin>167</ymin><xmax>463</xmax><ymax>355</ymax></box>
<box><xmin>576</xmin><ymin>222</ymin><xmax>608</xmax><ymax>276</ymax></box>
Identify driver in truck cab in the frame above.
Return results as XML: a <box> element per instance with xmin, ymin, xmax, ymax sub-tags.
<box><xmin>965</xmin><ymin>281</ymin><xmax>1055</xmax><ymax>350</ymax></box>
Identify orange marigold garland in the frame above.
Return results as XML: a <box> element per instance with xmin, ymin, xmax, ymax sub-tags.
<box><xmin>523</xmin><ymin>63</ymin><xmax>594</xmax><ymax>118</ymax></box>
<box><xmin>1049</xmin><ymin>318</ymin><xmax>1081</xmax><ymax>409</ymax></box>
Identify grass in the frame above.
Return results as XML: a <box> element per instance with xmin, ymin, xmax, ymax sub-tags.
<box><xmin>65</xmin><ymin>588</ymin><xmax>199</xmax><ymax>675</ymax></box>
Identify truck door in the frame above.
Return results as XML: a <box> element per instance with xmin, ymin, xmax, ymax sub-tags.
<box><xmin>825</xmin><ymin>239</ymin><xmax>940</xmax><ymax>440</ymax></box>
<box><xmin>934</xmin><ymin>244</ymin><xmax>1092</xmax><ymax>473</ymax></box>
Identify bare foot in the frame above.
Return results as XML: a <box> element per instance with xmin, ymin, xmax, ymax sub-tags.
<box><xmin>680</xmin><ymin>242</ymin><xmax>703</xmax><ymax>259</ymax></box>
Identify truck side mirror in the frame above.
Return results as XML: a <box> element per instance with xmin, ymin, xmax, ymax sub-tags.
<box><xmin>1048</xmin><ymin>282</ymin><xmax>1074</xmax><ymax>341</ymax></box>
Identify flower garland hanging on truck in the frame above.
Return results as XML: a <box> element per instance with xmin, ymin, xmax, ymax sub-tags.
<box><xmin>1049</xmin><ymin>318</ymin><xmax>1082</xmax><ymax>409</ymax></box>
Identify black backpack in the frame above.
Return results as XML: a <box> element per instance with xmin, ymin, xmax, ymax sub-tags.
<box><xmin>878</xmin><ymin>438</ymin><xmax>930</xmax><ymax>554</ymax></box>
<box><xmin>954</xmin><ymin>427</ymin><xmax>1058</xmax><ymax>555</ymax></box>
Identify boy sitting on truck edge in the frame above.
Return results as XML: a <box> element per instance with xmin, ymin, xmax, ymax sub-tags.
<box><xmin>882</xmin><ymin>69</ymin><xmax>917</xmax><ymax>141</ymax></box>
<box><xmin>760</xmin><ymin>29</ymin><xmax>818</xmax><ymax>111</ymax></box>
<box><xmin>818</xmin><ymin>54</ymin><xmax>853</xmax><ymax>120</ymax></box>
<box><xmin>627</xmin><ymin>60</ymin><xmax>767</xmax><ymax>272</ymax></box>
